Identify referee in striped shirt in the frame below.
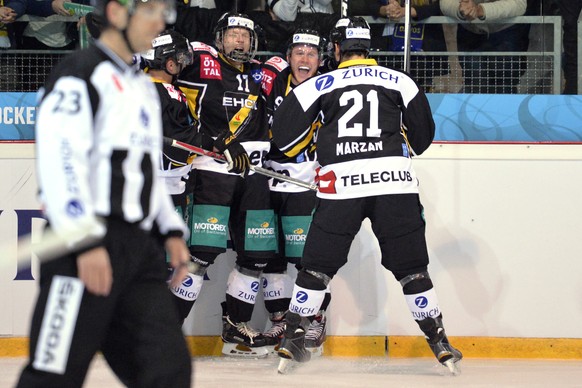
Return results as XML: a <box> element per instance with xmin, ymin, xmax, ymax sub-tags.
<box><xmin>16</xmin><ymin>0</ymin><xmax>193</xmax><ymax>386</ymax></box>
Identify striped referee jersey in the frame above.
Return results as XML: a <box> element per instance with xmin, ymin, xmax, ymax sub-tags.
<box><xmin>35</xmin><ymin>41</ymin><xmax>188</xmax><ymax>247</ymax></box>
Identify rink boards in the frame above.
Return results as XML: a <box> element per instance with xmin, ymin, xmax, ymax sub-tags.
<box><xmin>1</xmin><ymin>141</ymin><xmax>582</xmax><ymax>359</ymax></box>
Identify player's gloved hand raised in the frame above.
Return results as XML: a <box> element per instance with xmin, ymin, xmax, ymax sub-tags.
<box><xmin>214</xmin><ymin>130</ymin><xmax>251</xmax><ymax>177</ymax></box>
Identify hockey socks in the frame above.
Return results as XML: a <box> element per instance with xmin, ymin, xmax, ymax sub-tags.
<box><xmin>170</xmin><ymin>273</ymin><xmax>204</xmax><ymax>323</ymax></box>
<box><xmin>225</xmin><ymin>266</ymin><xmax>261</xmax><ymax>322</ymax></box>
<box><xmin>262</xmin><ymin>272</ymin><xmax>293</xmax><ymax>313</ymax></box>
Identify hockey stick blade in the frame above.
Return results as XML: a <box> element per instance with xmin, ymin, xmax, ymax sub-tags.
<box><xmin>163</xmin><ymin>137</ymin><xmax>318</xmax><ymax>191</ymax></box>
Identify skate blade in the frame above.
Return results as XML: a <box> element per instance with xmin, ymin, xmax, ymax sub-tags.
<box><xmin>221</xmin><ymin>343</ymin><xmax>269</xmax><ymax>359</ymax></box>
<box><xmin>277</xmin><ymin>357</ymin><xmax>295</xmax><ymax>374</ymax></box>
<box><xmin>443</xmin><ymin>359</ymin><xmax>461</xmax><ymax>376</ymax></box>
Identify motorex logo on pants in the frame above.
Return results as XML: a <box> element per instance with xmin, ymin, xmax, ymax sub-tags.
<box><xmin>190</xmin><ymin>204</ymin><xmax>230</xmax><ymax>248</ymax></box>
<box><xmin>244</xmin><ymin>209</ymin><xmax>276</xmax><ymax>251</ymax></box>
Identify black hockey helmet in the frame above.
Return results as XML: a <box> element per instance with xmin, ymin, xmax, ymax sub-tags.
<box><xmin>143</xmin><ymin>30</ymin><xmax>193</xmax><ymax>70</ymax></box>
<box><xmin>286</xmin><ymin>28</ymin><xmax>325</xmax><ymax>58</ymax></box>
<box><xmin>214</xmin><ymin>12</ymin><xmax>259</xmax><ymax>62</ymax></box>
<box><xmin>329</xmin><ymin>16</ymin><xmax>371</xmax><ymax>54</ymax></box>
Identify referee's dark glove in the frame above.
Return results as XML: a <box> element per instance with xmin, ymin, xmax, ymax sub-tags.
<box><xmin>214</xmin><ymin>131</ymin><xmax>251</xmax><ymax>177</ymax></box>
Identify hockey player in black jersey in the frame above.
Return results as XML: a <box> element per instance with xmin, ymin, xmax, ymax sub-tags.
<box><xmin>271</xmin><ymin>17</ymin><xmax>463</xmax><ymax>375</ymax></box>
<box><xmin>175</xmin><ymin>12</ymin><xmax>275</xmax><ymax>358</ymax></box>
<box><xmin>144</xmin><ymin>29</ymin><xmax>250</xmax><ymax>323</ymax></box>
<box><xmin>260</xmin><ymin>29</ymin><xmax>330</xmax><ymax>356</ymax></box>
<box><xmin>144</xmin><ymin>29</ymin><xmax>197</xmax><ymax>202</ymax></box>
<box><xmin>16</xmin><ymin>0</ymin><xmax>193</xmax><ymax>386</ymax></box>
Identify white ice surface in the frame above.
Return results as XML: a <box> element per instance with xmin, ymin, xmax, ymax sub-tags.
<box><xmin>3</xmin><ymin>355</ymin><xmax>582</xmax><ymax>387</ymax></box>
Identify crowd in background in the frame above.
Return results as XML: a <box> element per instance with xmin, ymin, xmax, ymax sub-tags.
<box><xmin>0</xmin><ymin>0</ymin><xmax>581</xmax><ymax>94</ymax></box>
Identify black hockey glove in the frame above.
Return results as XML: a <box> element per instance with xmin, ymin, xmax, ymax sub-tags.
<box><xmin>192</xmin><ymin>132</ymin><xmax>215</xmax><ymax>150</ymax></box>
<box><xmin>214</xmin><ymin>130</ymin><xmax>251</xmax><ymax>177</ymax></box>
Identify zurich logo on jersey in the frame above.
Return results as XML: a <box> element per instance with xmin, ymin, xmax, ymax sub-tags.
<box><xmin>315</xmin><ymin>75</ymin><xmax>334</xmax><ymax>91</ymax></box>
<box><xmin>66</xmin><ymin>200</ymin><xmax>84</xmax><ymax>217</ymax></box>
<box><xmin>415</xmin><ymin>296</ymin><xmax>428</xmax><ymax>308</ymax></box>
<box><xmin>295</xmin><ymin>291</ymin><xmax>308</xmax><ymax>303</ymax></box>
<box><xmin>251</xmin><ymin>281</ymin><xmax>260</xmax><ymax>293</ymax></box>
<box><xmin>140</xmin><ymin>108</ymin><xmax>149</xmax><ymax>128</ymax></box>
<box><xmin>262</xmin><ymin>277</ymin><xmax>268</xmax><ymax>288</ymax></box>
<box><xmin>251</xmin><ymin>68</ymin><xmax>263</xmax><ymax>83</ymax></box>
<box><xmin>182</xmin><ymin>275</ymin><xmax>193</xmax><ymax>287</ymax></box>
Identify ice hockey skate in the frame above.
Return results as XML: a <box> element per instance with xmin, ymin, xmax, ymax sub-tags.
<box><xmin>263</xmin><ymin>311</ymin><xmax>286</xmax><ymax>352</ymax></box>
<box><xmin>277</xmin><ymin>314</ymin><xmax>311</xmax><ymax>374</ymax></box>
<box><xmin>418</xmin><ymin>315</ymin><xmax>462</xmax><ymax>375</ymax></box>
<box><xmin>221</xmin><ymin>314</ymin><xmax>269</xmax><ymax>358</ymax></box>
<box><xmin>304</xmin><ymin>311</ymin><xmax>326</xmax><ymax>357</ymax></box>
<box><xmin>427</xmin><ymin>331</ymin><xmax>463</xmax><ymax>375</ymax></box>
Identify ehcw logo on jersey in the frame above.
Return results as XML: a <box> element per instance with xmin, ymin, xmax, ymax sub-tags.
<box><xmin>315</xmin><ymin>75</ymin><xmax>334</xmax><ymax>91</ymax></box>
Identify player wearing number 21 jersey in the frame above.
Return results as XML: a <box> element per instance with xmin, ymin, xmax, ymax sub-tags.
<box><xmin>270</xmin><ymin>58</ymin><xmax>435</xmax><ymax>199</ymax></box>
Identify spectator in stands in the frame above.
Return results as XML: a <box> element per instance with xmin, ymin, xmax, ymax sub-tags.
<box><xmin>190</xmin><ymin>0</ymin><xmax>215</xmax><ymax>7</ymax></box>
<box><xmin>440</xmin><ymin>0</ymin><xmax>529</xmax><ymax>93</ymax></box>
<box><xmin>10</xmin><ymin>0</ymin><xmax>91</xmax><ymax>90</ymax></box>
<box><xmin>557</xmin><ymin>0</ymin><xmax>582</xmax><ymax>94</ymax></box>
<box><xmin>1</xmin><ymin>0</ymin><xmax>17</xmax><ymax>47</ymax></box>
<box><xmin>298</xmin><ymin>0</ymin><xmax>333</xmax><ymax>15</ymax></box>
<box><xmin>185</xmin><ymin>0</ymin><xmax>246</xmax><ymax>12</ymax></box>
<box><xmin>252</xmin><ymin>1</ymin><xmax>338</xmax><ymax>53</ymax></box>
<box><xmin>0</xmin><ymin>0</ymin><xmax>67</xmax><ymax>48</ymax></box>
<box><xmin>266</xmin><ymin>0</ymin><xmax>334</xmax><ymax>21</ymax></box>
<box><xmin>267</xmin><ymin>0</ymin><xmax>298</xmax><ymax>21</ymax></box>
<box><xmin>516</xmin><ymin>0</ymin><xmax>559</xmax><ymax>94</ymax></box>
<box><xmin>18</xmin><ymin>0</ymin><xmax>91</xmax><ymax>51</ymax></box>
<box><xmin>174</xmin><ymin>5</ymin><xmax>222</xmax><ymax>45</ymax></box>
<box><xmin>383</xmin><ymin>0</ymin><xmax>454</xmax><ymax>91</ymax></box>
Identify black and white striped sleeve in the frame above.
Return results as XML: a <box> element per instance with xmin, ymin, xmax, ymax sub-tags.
<box><xmin>36</xmin><ymin>75</ymin><xmax>107</xmax><ymax>247</ymax></box>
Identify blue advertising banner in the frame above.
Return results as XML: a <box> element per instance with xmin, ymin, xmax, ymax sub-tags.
<box><xmin>431</xmin><ymin>94</ymin><xmax>582</xmax><ymax>142</ymax></box>
<box><xmin>1</xmin><ymin>92</ymin><xmax>581</xmax><ymax>142</ymax></box>
<box><xmin>0</xmin><ymin>92</ymin><xmax>37</xmax><ymax>140</ymax></box>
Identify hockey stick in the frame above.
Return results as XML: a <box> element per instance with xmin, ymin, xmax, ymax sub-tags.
<box><xmin>163</xmin><ymin>137</ymin><xmax>318</xmax><ymax>191</ymax></box>
<box><xmin>0</xmin><ymin>225</ymin><xmax>100</xmax><ymax>273</ymax></box>
<box><xmin>403</xmin><ymin>0</ymin><xmax>412</xmax><ymax>73</ymax></box>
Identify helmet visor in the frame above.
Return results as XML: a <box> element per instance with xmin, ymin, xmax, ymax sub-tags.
<box><xmin>176</xmin><ymin>48</ymin><xmax>193</xmax><ymax>66</ymax></box>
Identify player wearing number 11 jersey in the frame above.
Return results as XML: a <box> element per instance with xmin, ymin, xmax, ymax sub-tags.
<box><xmin>174</xmin><ymin>12</ymin><xmax>276</xmax><ymax>358</ymax></box>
